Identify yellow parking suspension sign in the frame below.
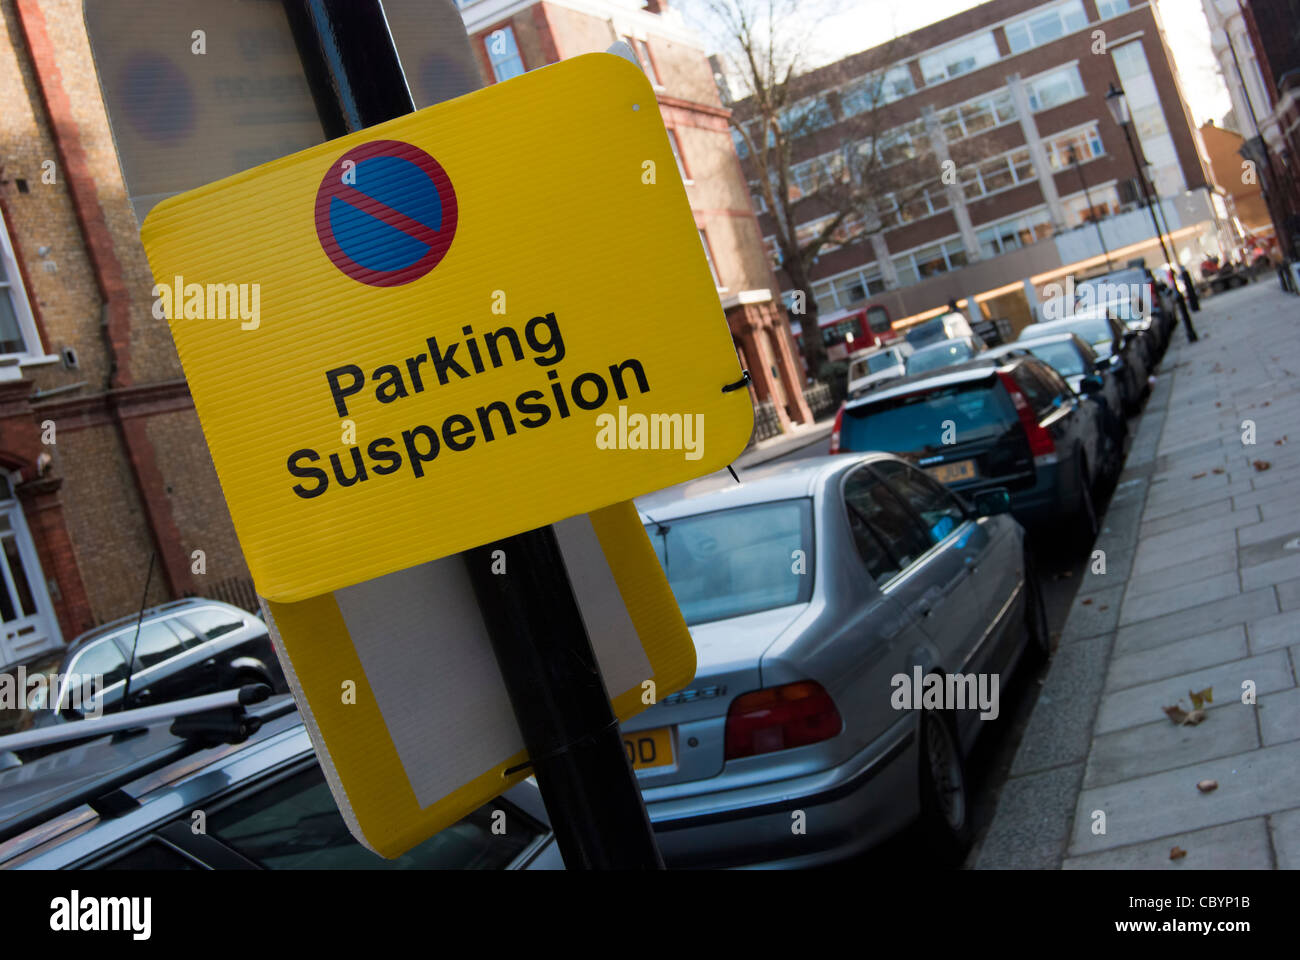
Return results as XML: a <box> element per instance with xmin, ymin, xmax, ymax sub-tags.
<box><xmin>141</xmin><ymin>52</ymin><xmax>752</xmax><ymax>603</ymax></box>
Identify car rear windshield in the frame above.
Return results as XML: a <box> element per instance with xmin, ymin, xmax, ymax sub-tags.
<box><xmin>907</xmin><ymin>342</ymin><xmax>971</xmax><ymax>374</ymax></box>
<box><xmin>842</xmin><ymin>377</ymin><xmax>1016</xmax><ymax>455</ymax></box>
<box><xmin>644</xmin><ymin>499</ymin><xmax>814</xmax><ymax>626</ymax></box>
<box><xmin>1024</xmin><ymin>340</ymin><xmax>1085</xmax><ymax>376</ymax></box>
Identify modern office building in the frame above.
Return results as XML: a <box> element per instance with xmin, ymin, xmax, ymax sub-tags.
<box><xmin>457</xmin><ymin>0</ymin><xmax>814</xmax><ymax>433</ymax></box>
<box><xmin>733</xmin><ymin>0</ymin><xmax>1240</xmax><ymax>341</ymax></box>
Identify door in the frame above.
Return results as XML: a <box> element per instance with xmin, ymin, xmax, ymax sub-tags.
<box><xmin>0</xmin><ymin>486</ymin><xmax>61</xmax><ymax>666</ymax></box>
<box><xmin>843</xmin><ymin>463</ymin><xmax>979</xmax><ymax>671</ymax></box>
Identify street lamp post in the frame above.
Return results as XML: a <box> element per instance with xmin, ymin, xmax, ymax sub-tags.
<box><xmin>1068</xmin><ymin>145</ymin><xmax>1112</xmax><ymax>271</ymax></box>
<box><xmin>1105</xmin><ymin>82</ymin><xmax>1198</xmax><ymax>343</ymax></box>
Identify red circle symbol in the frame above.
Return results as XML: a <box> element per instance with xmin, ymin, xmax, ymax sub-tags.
<box><xmin>314</xmin><ymin>140</ymin><xmax>458</xmax><ymax>287</ymax></box>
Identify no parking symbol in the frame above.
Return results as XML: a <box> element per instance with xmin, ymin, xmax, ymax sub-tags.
<box><xmin>314</xmin><ymin>139</ymin><xmax>458</xmax><ymax>286</ymax></box>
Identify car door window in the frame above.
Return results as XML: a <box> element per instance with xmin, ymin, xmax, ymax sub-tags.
<box><xmin>843</xmin><ymin>466</ymin><xmax>932</xmax><ymax>583</ymax></box>
<box><xmin>183</xmin><ymin>608</ymin><xmax>246</xmax><ymax>640</ymax></box>
<box><xmin>203</xmin><ymin>765</ymin><xmax>539</xmax><ymax>869</ymax></box>
<box><xmin>123</xmin><ymin>622</ymin><xmax>183</xmax><ymax>670</ymax></box>
<box><xmin>165</xmin><ymin>617</ymin><xmax>203</xmax><ymax>649</ymax></box>
<box><xmin>1009</xmin><ymin>364</ymin><xmax>1055</xmax><ymax>418</ymax></box>
<box><xmin>68</xmin><ymin>638</ymin><xmax>129</xmax><ymax>688</ymax></box>
<box><xmin>870</xmin><ymin>460</ymin><xmax>967</xmax><ymax>544</ymax></box>
<box><xmin>1034</xmin><ymin>360</ymin><xmax>1072</xmax><ymax>401</ymax></box>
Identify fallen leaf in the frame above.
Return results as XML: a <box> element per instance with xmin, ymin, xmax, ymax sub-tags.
<box><xmin>1253</xmin><ymin>460</ymin><xmax>1271</xmax><ymax>471</ymax></box>
<box><xmin>1082</xmin><ymin>597</ymin><xmax>1094</xmax><ymax>605</ymax></box>
<box><xmin>1192</xmin><ymin>472</ymin><xmax>1206</xmax><ymax>479</ymax></box>
<box><xmin>1163</xmin><ymin>704</ymin><xmax>1189</xmax><ymax>724</ymax></box>
<box><xmin>1262</xmin><ymin>400</ymin><xmax>1270</xmax><ymax>406</ymax></box>
<box><xmin>1211</xmin><ymin>467</ymin><xmax>1224</xmax><ymax>474</ymax></box>
<box><xmin>1183</xmin><ymin>709</ymin><xmax>1207</xmax><ymax>726</ymax></box>
<box><xmin>1170</xmin><ymin>846</ymin><xmax>1188</xmax><ymax>860</ymax></box>
<box><xmin>1099</xmin><ymin>605</ymin><xmax>1109</xmax><ymax>611</ymax></box>
<box><xmin>1215</xmin><ymin>402</ymin><xmax>1222</xmax><ymax>408</ymax></box>
<box><xmin>1189</xmin><ymin>687</ymin><xmax>1213</xmax><ymax>709</ymax></box>
<box><xmin>1197</xmin><ymin>779</ymin><xmax>1218</xmax><ymax>793</ymax></box>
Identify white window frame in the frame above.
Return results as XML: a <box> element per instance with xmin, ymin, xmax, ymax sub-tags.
<box><xmin>1024</xmin><ymin>62</ymin><xmax>1086</xmax><ymax>113</ymax></box>
<box><xmin>919</xmin><ymin>32</ymin><xmax>1000</xmax><ymax>87</ymax></box>
<box><xmin>0</xmin><ymin>208</ymin><xmax>49</xmax><ymax>362</ymax></box>
<box><xmin>1004</xmin><ymin>0</ymin><xmax>1088</xmax><ymax>55</ymax></box>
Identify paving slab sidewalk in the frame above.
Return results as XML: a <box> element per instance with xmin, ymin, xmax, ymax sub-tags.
<box><xmin>976</xmin><ymin>280</ymin><xmax>1300</xmax><ymax>870</ymax></box>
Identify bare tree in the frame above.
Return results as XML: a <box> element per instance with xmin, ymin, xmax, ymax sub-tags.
<box><xmin>688</xmin><ymin>0</ymin><xmax>974</xmax><ymax>380</ymax></box>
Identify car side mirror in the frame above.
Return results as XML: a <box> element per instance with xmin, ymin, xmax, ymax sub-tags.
<box><xmin>1079</xmin><ymin>373</ymin><xmax>1105</xmax><ymax>395</ymax></box>
<box><xmin>971</xmin><ymin>487</ymin><xmax>1012</xmax><ymax>517</ymax></box>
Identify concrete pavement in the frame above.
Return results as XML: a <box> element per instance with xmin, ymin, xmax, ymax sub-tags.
<box><xmin>976</xmin><ymin>279</ymin><xmax>1300</xmax><ymax>870</ymax></box>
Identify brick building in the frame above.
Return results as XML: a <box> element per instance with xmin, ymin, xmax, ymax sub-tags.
<box><xmin>456</xmin><ymin>0</ymin><xmax>814</xmax><ymax>434</ymax></box>
<box><xmin>733</xmin><ymin>0</ymin><xmax>1238</xmax><ymax>341</ymax></box>
<box><xmin>1198</xmin><ymin>118</ymin><xmax>1273</xmax><ymax>242</ymax></box>
<box><xmin>1203</xmin><ymin>0</ymin><xmax>1300</xmax><ymax>259</ymax></box>
<box><xmin>0</xmin><ymin>0</ymin><xmax>257</xmax><ymax>665</ymax></box>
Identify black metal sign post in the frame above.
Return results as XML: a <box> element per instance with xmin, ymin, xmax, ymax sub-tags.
<box><xmin>281</xmin><ymin>0</ymin><xmax>664</xmax><ymax>869</ymax></box>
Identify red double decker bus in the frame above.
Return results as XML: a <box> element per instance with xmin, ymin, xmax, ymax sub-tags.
<box><xmin>793</xmin><ymin>304</ymin><xmax>899</xmax><ymax>362</ymax></box>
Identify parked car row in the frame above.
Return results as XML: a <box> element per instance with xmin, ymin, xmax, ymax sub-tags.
<box><xmin>829</xmin><ymin>264</ymin><xmax>1176</xmax><ymax>553</ymax></box>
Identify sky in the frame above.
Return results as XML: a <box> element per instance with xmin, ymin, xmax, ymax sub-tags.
<box><xmin>690</xmin><ymin>0</ymin><xmax>1233</xmax><ymax>126</ymax></box>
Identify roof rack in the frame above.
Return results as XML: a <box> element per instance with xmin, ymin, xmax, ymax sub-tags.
<box><xmin>0</xmin><ymin>685</ymin><xmax>297</xmax><ymax>847</ymax></box>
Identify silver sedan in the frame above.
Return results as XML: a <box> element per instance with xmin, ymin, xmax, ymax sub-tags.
<box><xmin>629</xmin><ymin>453</ymin><xmax>1047</xmax><ymax>869</ymax></box>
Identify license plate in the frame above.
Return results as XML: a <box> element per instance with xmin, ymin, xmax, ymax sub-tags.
<box><xmin>623</xmin><ymin>727</ymin><xmax>673</xmax><ymax>770</ymax></box>
<box><xmin>926</xmin><ymin>459</ymin><xmax>976</xmax><ymax>483</ymax></box>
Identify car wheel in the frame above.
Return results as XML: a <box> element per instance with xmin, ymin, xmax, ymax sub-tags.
<box><xmin>1071</xmin><ymin>458</ymin><xmax>1099</xmax><ymax>552</ymax></box>
<box><xmin>918</xmin><ymin>707</ymin><xmax>972</xmax><ymax>865</ymax></box>
<box><xmin>1022</xmin><ymin>548</ymin><xmax>1051</xmax><ymax>664</ymax></box>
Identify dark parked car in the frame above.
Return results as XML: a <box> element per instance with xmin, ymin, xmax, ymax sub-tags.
<box><xmin>986</xmin><ymin>333</ymin><xmax>1127</xmax><ymax>476</ymax></box>
<box><xmin>22</xmin><ymin>599</ymin><xmax>285</xmax><ymax>735</ymax></box>
<box><xmin>1018</xmin><ymin>313</ymin><xmax>1148</xmax><ymax>414</ymax></box>
<box><xmin>830</xmin><ymin>354</ymin><xmax>1109</xmax><ymax>549</ymax></box>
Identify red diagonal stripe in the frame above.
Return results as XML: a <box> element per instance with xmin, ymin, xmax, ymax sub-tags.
<box><xmin>332</xmin><ymin>183</ymin><xmax>442</xmax><ymax>248</ymax></box>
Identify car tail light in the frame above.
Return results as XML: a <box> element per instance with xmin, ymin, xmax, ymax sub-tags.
<box><xmin>828</xmin><ymin>404</ymin><xmax>845</xmax><ymax>454</ymax></box>
<box><xmin>724</xmin><ymin>681</ymin><xmax>843</xmax><ymax>760</ymax></box>
<box><xmin>997</xmin><ymin>371</ymin><xmax>1055</xmax><ymax>458</ymax></box>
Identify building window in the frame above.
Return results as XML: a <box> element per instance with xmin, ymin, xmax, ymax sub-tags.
<box><xmin>1112</xmin><ymin>41</ymin><xmax>1185</xmax><ymax>195</ymax></box>
<box><xmin>1025</xmin><ymin>64</ymin><xmax>1086</xmax><ymax>112</ymax></box>
<box><xmin>891</xmin><ymin>236</ymin><xmax>967</xmax><ymax>288</ymax></box>
<box><xmin>1044</xmin><ymin>123</ymin><xmax>1106</xmax><ymax>170</ymax></box>
<box><xmin>919</xmin><ymin>33</ymin><xmax>999</xmax><ymax>86</ymax></box>
<box><xmin>961</xmin><ymin>147</ymin><xmax>1036</xmax><ymax>201</ymax></box>
<box><xmin>975</xmin><ymin>208</ymin><xmax>1054</xmax><ymax>258</ymax></box>
<box><xmin>1095</xmin><ymin>0</ymin><xmax>1131</xmax><ymax>17</ymax></box>
<box><xmin>698</xmin><ymin>229</ymin><xmax>721</xmax><ymax>286</ymax></box>
<box><xmin>635</xmin><ymin>40</ymin><xmax>660</xmax><ymax>85</ymax></box>
<box><xmin>1062</xmin><ymin>184</ymin><xmax>1121</xmax><ymax>225</ymax></box>
<box><xmin>750</xmin><ymin>184</ymin><xmax>767</xmax><ymax>214</ymax></box>
<box><xmin>939</xmin><ymin>89</ymin><xmax>1018</xmax><ymax>143</ymax></box>
<box><xmin>0</xmin><ymin>211</ymin><xmax>43</xmax><ymax>358</ymax></box>
<box><xmin>788</xmin><ymin>151</ymin><xmax>846</xmax><ymax>202</ymax></box>
<box><xmin>665</xmin><ymin>129</ymin><xmax>689</xmax><ymax>181</ymax></box>
<box><xmin>839</xmin><ymin>64</ymin><xmax>916</xmax><ymax>116</ymax></box>
<box><xmin>1004</xmin><ymin>1</ymin><xmax>1088</xmax><ymax>55</ymax></box>
<box><xmin>779</xmin><ymin>96</ymin><xmax>834</xmax><ymax>138</ymax></box>
<box><xmin>485</xmin><ymin>25</ymin><xmax>524</xmax><ymax>82</ymax></box>
<box><xmin>731</xmin><ymin>128</ymin><xmax>749</xmax><ymax>158</ymax></box>
<box><xmin>764</xmin><ymin>235</ymin><xmax>782</xmax><ymax>268</ymax></box>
